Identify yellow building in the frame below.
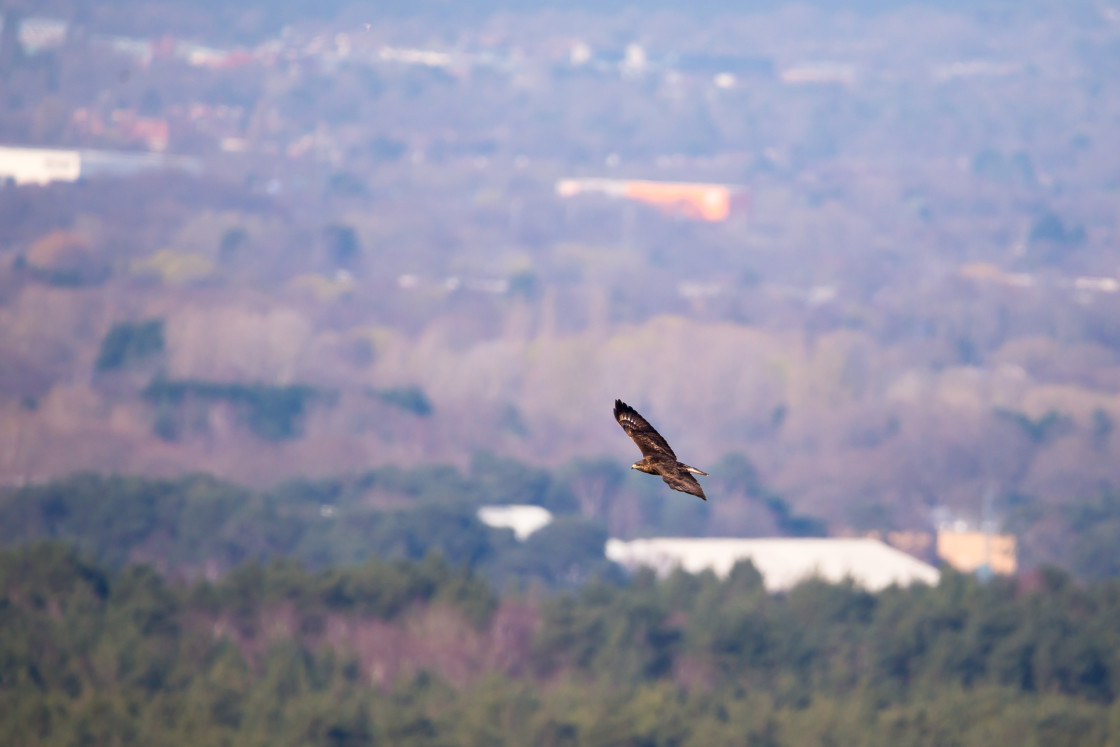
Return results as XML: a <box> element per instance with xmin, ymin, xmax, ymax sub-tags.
<box><xmin>936</xmin><ymin>530</ymin><xmax>1017</xmax><ymax>575</ymax></box>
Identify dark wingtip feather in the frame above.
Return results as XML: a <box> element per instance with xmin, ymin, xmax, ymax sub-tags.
<box><xmin>613</xmin><ymin>399</ymin><xmax>629</xmax><ymax>419</ymax></box>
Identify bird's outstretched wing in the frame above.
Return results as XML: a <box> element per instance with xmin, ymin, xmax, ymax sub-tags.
<box><xmin>662</xmin><ymin>469</ymin><xmax>707</xmax><ymax>501</ymax></box>
<box><xmin>614</xmin><ymin>399</ymin><xmax>677</xmax><ymax>459</ymax></box>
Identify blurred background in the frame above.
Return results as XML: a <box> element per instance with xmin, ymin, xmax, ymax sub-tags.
<box><xmin>4</xmin><ymin>0</ymin><xmax>1120</xmax><ymax>577</ymax></box>
<box><xmin>2</xmin><ymin>1</ymin><xmax>1120</xmax><ymax>743</ymax></box>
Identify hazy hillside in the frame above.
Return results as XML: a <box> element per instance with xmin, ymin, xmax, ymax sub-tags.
<box><xmin>1</xmin><ymin>0</ymin><xmax>1119</xmax><ymax>572</ymax></box>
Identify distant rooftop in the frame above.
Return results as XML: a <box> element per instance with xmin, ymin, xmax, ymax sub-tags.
<box><xmin>0</xmin><ymin>145</ymin><xmax>199</xmax><ymax>186</ymax></box>
<box><xmin>477</xmin><ymin>504</ymin><xmax>552</xmax><ymax>541</ymax></box>
<box><xmin>606</xmin><ymin>537</ymin><xmax>940</xmax><ymax>592</ymax></box>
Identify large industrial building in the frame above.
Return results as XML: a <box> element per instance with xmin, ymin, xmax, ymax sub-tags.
<box><xmin>606</xmin><ymin>537</ymin><xmax>941</xmax><ymax>592</ymax></box>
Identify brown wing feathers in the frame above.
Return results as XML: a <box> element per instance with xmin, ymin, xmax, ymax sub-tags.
<box><xmin>613</xmin><ymin>399</ymin><xmax>676</xmax><ymax>459</ymax></box>
<box><xmin>663</xmin><ymin>470</ymin><xmax>706</xmax><ymax>500</ymax></box>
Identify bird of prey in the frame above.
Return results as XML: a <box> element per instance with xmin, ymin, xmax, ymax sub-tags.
<box><xmin>613</xmin><ymin>399</ymin><xmax>709</xmax><ymax>500</ymax></box>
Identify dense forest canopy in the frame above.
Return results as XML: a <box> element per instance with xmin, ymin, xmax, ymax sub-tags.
<box><xmin>2</xmin><ymin>541</ymin><xmax>1119</xmax><ymax>745</ymax></box>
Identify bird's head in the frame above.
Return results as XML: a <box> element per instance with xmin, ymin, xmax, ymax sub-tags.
<box><xmin>631</xmin><ymin>460</ymin><xmax>653</xmax><ymax>474</ymax></box>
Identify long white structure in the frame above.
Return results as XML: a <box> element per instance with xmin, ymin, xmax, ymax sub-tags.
<box><xmin>0</xmin><ymin>146</ymin><xmax>202</xmax><ymax>187</ymax></box>
<box><xmin>0</xmin><ymin>146</ymin><xmax>81</xmax><ymax>185</ymax></box>
<box><xmin>606</xmin><ymin>537</ymin><xmax>940</xmax><ymax>592</ymax></box>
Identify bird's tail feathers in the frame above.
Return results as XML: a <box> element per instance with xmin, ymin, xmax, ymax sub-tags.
<box><xmin>682</xmin><ymin>465</ymin><xmax>708</xmax><ymax>476</ymax></box>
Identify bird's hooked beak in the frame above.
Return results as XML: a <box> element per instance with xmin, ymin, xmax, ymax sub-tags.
<box><xmin>630</xmin><ymin>463</ymin><xmax>638</xmax><ymax>470</ymax></box>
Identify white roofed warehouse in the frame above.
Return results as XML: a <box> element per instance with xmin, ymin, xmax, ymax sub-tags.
<box><xmin>606</xmin><ymin>537</ymin><xmax>940</xmax><ymax>592</ymax></box>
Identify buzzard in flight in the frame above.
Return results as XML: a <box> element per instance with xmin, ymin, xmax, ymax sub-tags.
<box><xmin>614</xmin><ymin>399</ymin><xmax>709</xmax><ymax>500</ymax></box>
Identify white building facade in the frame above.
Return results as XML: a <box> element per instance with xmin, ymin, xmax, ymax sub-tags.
<box><xmin>0</xmin><ymin>146</ymin><xmax>82</xmax><ymax>185</ymax></box>
<box><xmin>606</xmin><ymin>537</ymin><xmax>940</xmax><ymax>592</ymax></box>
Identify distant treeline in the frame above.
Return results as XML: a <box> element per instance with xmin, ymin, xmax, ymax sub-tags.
<box><xmin>1</xmin><ymin>542</ymin><xmax>1117</xmax><ymax>745</ymax></box>
<box><xmin>0</xmin><ymin>468</ymin><xmax>610</xmax><ymax>589</ymax></box>
<box><xmin>0</xmin><ymin>459</ymin><xmax>826</xmax><ymax>588</ymax></box>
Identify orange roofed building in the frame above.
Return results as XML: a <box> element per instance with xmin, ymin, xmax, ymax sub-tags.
<box><xmin>556</xmin><ymin>178</ymin><xmax>748</xmax><ymax>221</ymax></box>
